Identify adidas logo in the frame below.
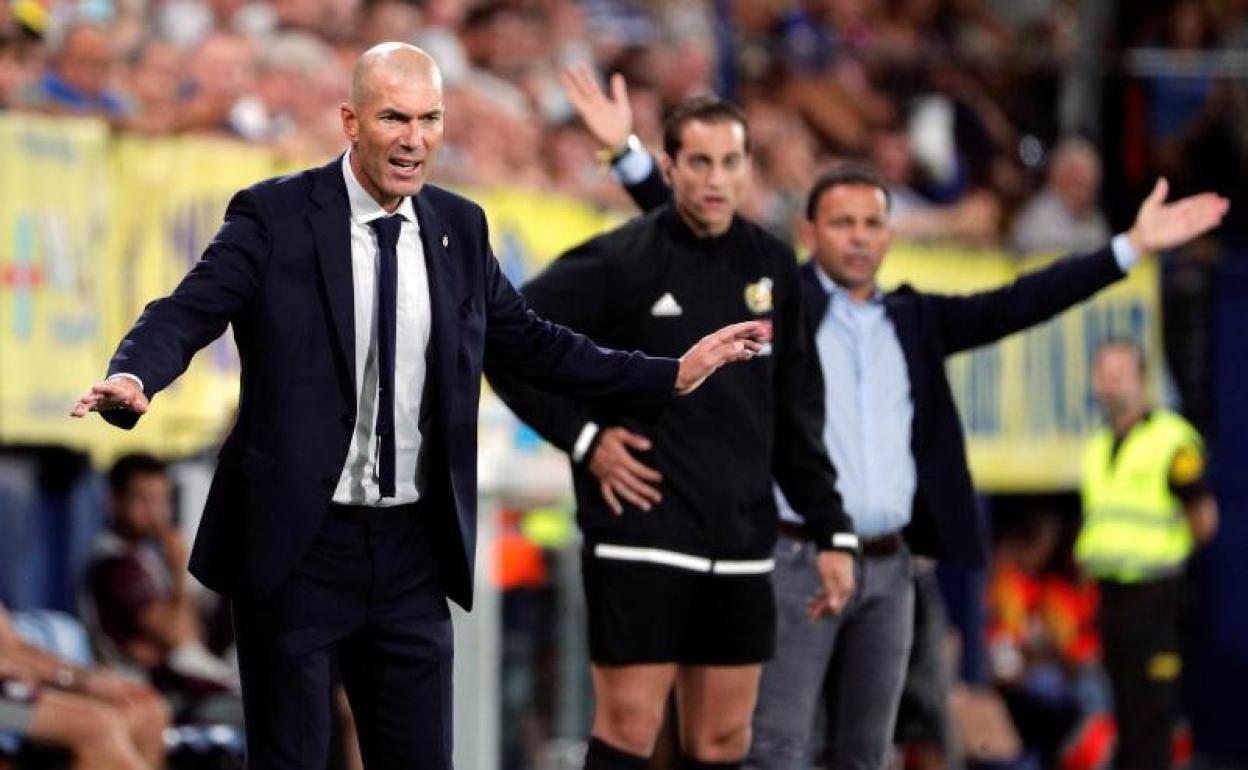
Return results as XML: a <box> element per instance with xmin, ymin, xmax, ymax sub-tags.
<box><xmin>650</xmin><ymin>293</ymin><xmax>683</xmax><ymax>317</ymax></box>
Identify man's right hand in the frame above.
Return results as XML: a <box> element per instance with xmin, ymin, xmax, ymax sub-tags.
<box><xmin>589</xmin><ymin>427</ymin><xmax>663</xmax><ymax>515</ymax></box>
<box><xmin>560</xmin><ymin>62</ymin><xmax>634</xmax><ymax>153</ymax></box>
<box><xmin>69</xmin><ymin>377</ymin><xmax>148</xmax><ymax>418</ymax></box>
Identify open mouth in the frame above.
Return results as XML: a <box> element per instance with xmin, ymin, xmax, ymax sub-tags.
<box><xmin>389</xmin><ymin>158</ymin><xmax>423</xmax><ymax>177</ymax></box>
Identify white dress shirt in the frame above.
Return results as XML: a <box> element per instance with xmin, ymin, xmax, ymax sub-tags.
<box><xmin>333</xmin><ymin>151</ymin><xmax>432</xmax><ymax>506</ymax></box>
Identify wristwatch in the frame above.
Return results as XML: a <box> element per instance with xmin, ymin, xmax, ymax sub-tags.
<box><xmin>598</xmin><ymin>134</ymin><xmax>643</xmax><ymax>167</ymax></box>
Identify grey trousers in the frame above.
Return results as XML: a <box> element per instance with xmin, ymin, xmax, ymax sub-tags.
<box><xmin>746</xmin><ymin>535</ymin><xmax>915</xmax><ymax>770</ymax></box>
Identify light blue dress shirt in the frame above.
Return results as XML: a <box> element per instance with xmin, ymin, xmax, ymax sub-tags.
<box><xmin>775</xmin><ymin>235</ymin><xmax>1140</xmax><ymax>537</ymax></box>
<box><xmin>777</xmin><ymin>269</ymin><xmax>916</xmax><ymax>538</ymax></box>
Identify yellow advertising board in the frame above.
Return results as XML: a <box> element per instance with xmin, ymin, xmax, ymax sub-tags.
<box><xmin>0</xmin><ymin>114</ymin><xmax>112</xmax><ymax>450</ymax></box>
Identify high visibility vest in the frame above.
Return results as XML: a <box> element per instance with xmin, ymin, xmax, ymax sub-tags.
<box><xmin>1075</xmin><ymin>409</ymin><xmax>1200</xmax><ymax>583</ymax></box>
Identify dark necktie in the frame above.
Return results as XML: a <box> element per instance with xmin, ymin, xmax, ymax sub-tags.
<box><xmin>369</xmin><ymin>214</ymin><xmax>403</xmax><ymax>498</ymax></box>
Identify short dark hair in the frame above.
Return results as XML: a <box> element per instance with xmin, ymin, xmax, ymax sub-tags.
<box><xmin>805</xmin><ymin>163</ymin><xmax>892</xmax><ymax>221</ymax></box>
<box><xmin>108</xmin><ymin>453</ymin><xmax>168</xmax><ymax>495</ymax></box>
<box><xmin>662</xmin><ymin>95</ymin><xmax>750</xmax><ymax>159</ymax></box>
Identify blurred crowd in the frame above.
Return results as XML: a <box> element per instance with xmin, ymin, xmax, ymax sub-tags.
<box><xmin>2</xmin><ymin>0</ymin><xmax>1246</xmax><ymax>248</ymax></box>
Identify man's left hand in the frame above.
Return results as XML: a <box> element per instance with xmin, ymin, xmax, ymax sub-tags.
<box><xmin>807</xmin><ymin>550</ymin><xmax>855</xmax><ymax>620</ymax></box>
<box><xmin>1127</xmin><ymin>178</ymin><xmax>1230</xmax><ymax>256</ymax></box>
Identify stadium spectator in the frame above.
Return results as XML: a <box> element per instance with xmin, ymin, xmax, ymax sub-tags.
<box><xmin>24</xmin><ymin>20</ymin><xmax>128</xmax><ymax>118</ymax></box>
<box><xmin>177</xmin><ymin>31</ymin><xmax>257</xmax><ymax>136</ymax></box>
<box><xmin>987</xmin><ymin>509</ymin><xmax>1109</xmax><ymax>770</ymax></box>
<box><xmin>1010</xmin><ymin>137</ymin><xmax>1112</xmax><ymax>257</ymax></box>
<box><xmin>871</xmin><ymin>125</ymin><xmax>1004</xmax><ymax>245</ymax></box>
<box><xmin>121</xmin><ymin>38</ymin><xmax>183</xmax><ymax>135</ymax></box>
<box><xmin>84</xmin><ymin>454</ymin><xmax>241</xmax><ymax>725</ymax></box>
<box><xmin>0</xmin><ymin>602</ymin><xmax>170</xmax><ymax>769</ymax></box>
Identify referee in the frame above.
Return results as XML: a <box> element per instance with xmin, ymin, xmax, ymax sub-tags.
<box><xmin>487</xmin><ymin>97</ymin><xmax>858</xmax><ymax>770</ymax></box>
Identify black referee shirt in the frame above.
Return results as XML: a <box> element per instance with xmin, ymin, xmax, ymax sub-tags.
<box><xmin>486</xmin><ymin>205</ymin><xmax>854</xmax><ymax>561</ymax></box>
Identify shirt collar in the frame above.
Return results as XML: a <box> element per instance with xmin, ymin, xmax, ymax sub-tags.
<box><xmin>814</xmin><ymin>262</ymin><xmax>883</xmax><ymax>305</ymax></box>
<box><xmin>342</xmin><ymin>150</ymin><xmax>418</xmax><ymax>229</ymax></box>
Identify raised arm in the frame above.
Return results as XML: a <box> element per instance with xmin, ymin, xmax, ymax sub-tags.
<box><xmin>561</xmin><ymin>62</ymin><xmax>670</xmax><ymax>213</ymax></box>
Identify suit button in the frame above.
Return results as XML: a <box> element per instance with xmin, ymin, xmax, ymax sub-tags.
<box><xmin>321</xmin><ymin>477</ymin><xmax>336</xmax><ymax>490</ymax></box>
<box><xmin>341</xmin><ymin>414</ymin><xmax>354</xmax><ymax>428</ymax></box>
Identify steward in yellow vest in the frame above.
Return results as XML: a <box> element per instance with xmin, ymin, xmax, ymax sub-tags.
<box><xmin>1076</xmin><ymin>408</ymin><xmax>1204</xmax><ymax>582</ymax></box>
<box><xmin>1077</xmin><ymin>340</ymin><xmax>1217</xmax><ymax>770</ymax></box>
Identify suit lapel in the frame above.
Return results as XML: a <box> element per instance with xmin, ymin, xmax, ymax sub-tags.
<box><xmin>798</xmin><ymin>262</ymin><xmax>830</xmax><ymax>337</ymax></box>
<box><xmin>413</xmin><ymin>192</ymin><xmax>459</xmax><ymax>414</ymax></box>
<box><xmin>308</xmin><ymin>158</ymin><xmax>356</xmax><ymax>395</ymax></box>
<box><xmin>884</xmin><ymin>290</ymin><xmax>923</xmax><ymax>388</ymax></box>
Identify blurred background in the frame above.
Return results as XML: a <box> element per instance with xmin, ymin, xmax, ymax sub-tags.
<box><xmin>1</xmin><ymin>0</ymin><xmax>1246</xmax><ymax>768</ymax></box>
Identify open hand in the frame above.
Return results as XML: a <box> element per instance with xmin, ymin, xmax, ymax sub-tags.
<box><xmin>560</xmin><ymin>62</ymin><xmax>634</xmax><ymax>153</ymax></box>
<box><xmin>69</xmin><ymin>377</ymin><xmax>148</xmax><ymax>418</ymax></box>
<box><xmin>807</xmin><ymin>550</ymin><xmax>855</xmax><ymax>620</ymax></box>
<box><xmin>588</xmin><ymin>427</ymin><xmax>663</xmax><ymax>515</ymax></box>
<box><xmin>675</xmin><ymin>321</ymin><xmax>767</xmax><ymax>395</ymax></box>
<box><xmin>1127</xmin><ymin>178</ymin><xmax>1230</xmax><ymax>255</ymax></box>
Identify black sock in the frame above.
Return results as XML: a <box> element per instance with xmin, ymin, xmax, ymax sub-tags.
<box><xmin>584</xmin><ymin>736</ymin><xmax>648</xmax><ymax>770</ymax></box>
<box><xmin>678</xmin><ymin>754</ymin><xmax>742</xmax><ymax>770</ymax></box>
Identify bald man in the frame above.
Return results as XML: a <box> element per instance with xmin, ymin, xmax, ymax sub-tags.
<box><xmin>72</xmin><ymin>44</ymin><xmax>765</xmax><ymax>770</ymax></box>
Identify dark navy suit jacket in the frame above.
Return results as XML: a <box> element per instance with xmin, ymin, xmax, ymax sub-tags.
<box><xmin>623</xmin><ymin>161</ymin><xmax>1125</xmax><ymax>567</ymax></box>
<box><xmin>104</xmin><ymin>157</ymin><xmax>677</xmax><ymax>607</ymax></box>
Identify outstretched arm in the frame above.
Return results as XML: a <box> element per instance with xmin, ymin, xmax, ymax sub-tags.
<box><xmin>931</xmin><ymin>179</ymin><xmax>1229</xmax><ymax>354</ymax></box>
<box><xmin>70</xmin><ymin>189</ymin><xmax>270</xmax><ymax>426</ymax></box>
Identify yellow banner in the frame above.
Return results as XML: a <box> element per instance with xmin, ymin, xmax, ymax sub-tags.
<box><xmin>0</xmin><ymin>114</ymin><xmax>111</xmax><ymax>449</ymax></box>
<box><xmin>0</xmin><ymin>116</ymin><xmax>278</xmax><ymax>461</ymax></box>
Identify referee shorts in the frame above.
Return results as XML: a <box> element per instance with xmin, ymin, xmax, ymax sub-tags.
<box><xmin>581</xmin><ymin>543</ymin><xmax>776</xmax><ymax>666</ymax></box>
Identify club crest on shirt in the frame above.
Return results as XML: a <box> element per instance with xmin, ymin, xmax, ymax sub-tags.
<box><xmin>744</xmin><ymin>277</ymin><xmax>773</xmax><ymax>315</ymax></box>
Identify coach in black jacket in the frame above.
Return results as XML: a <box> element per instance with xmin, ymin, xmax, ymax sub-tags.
<box><xmin>69</xmin><ymin>46</ymin><xmax>765</xmax><ymax>770</ymax></box>
<box><xmin>611</xmin><ymin>154</ymin><xmax>1225</xmax><ymax>570</ymax></box>
<box><xmin>566</xmin><ymin>66</ymin><xmax>1227</xmax><ymax>766</ymax></box>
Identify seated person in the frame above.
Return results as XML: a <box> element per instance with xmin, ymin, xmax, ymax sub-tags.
<box><xmin>987</xmin><ymin>509</ymin><xmax>1111</xmax><ymax>770</ymax></box>
<box><xmin>0</xmin><ymin>601</ymin><xmax>169</xmax><ymax>769</ymax></box>
<box><xmin>85</xmin><ymin>454</ymin><xmax>240</xmax><ymax>724</ymax></box>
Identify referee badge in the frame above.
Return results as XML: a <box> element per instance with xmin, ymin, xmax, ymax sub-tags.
<box><xmin>744</xmin><ymin>277</ymin><xmax>773</xmax><ymax>314</ymax></box>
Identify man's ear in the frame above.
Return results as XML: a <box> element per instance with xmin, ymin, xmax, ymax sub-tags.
<box><xmin>660</xmin><ymin>153</ymin><xmax>674</xmax><ymax>186</ymax></box>
<box><xmin>340</xmin><ymin>103</ymin><xmax>358</xmax><ymax>143</ymax></box>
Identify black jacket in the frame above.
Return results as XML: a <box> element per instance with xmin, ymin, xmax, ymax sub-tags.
<box><xmin>487</xmin><ymin>206</ymin><xmax>853</xmax><ymax>560</ymax></box>
<box><xmin>103</xmin><ymin>157</ymin><xmax>678</xmax><ymax>606</ymax></box>
<box><xmin>623</xmin><ymin>160</ymin><xmax>1126</xmax><ymax>566</ymax></box>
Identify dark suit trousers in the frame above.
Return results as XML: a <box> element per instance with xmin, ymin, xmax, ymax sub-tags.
<box><xmin>233</xmin><ymin>502</ymin><xmax>453</xmax><ymax>770</ymax></box>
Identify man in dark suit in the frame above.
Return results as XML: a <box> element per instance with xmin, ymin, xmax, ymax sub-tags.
<box><xmin>70</xmin><ymin>44</ymin><xmax>765</xmax><ymax>770</ymax></box>
<box><xmin>560</xmin><ymin>65</ymin><xmax>1228</xmax><ymax>769</ymax></box>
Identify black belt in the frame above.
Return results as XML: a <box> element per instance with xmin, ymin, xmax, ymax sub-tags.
<box><xmin>776</xmin><ymin>521</ymin><xmax>905</xmax><ymax>559</ymax></box>
<box><xmin>328</xmin><ymin>501</ymin><xmax>425</xmax><ymax>522</ymax></box>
